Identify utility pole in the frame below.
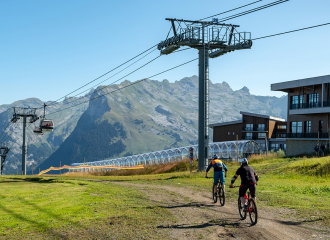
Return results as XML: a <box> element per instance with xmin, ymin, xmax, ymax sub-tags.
<box><xmin>0</xmin><ymin>143</ymin><xmax>10</xmax><ymax>175</ymax></box>
<box><xmin>158</xmin><ymin>18</ymin><xmax>252</xmax><ymax>170</ymax></box>
<box><xmin>11</xmin><ymin>107</ymin><xmax>38</xmax><ymax>175</ymax></box>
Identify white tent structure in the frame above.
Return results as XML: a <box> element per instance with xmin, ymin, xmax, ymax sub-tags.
<box><xmin>70</xmin><ymin>140</ymin><xmax>260</xmax><ymax>172</ymax></box>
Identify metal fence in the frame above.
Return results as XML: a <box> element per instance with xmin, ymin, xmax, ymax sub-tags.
<box><xmin>70</xmin><ymin>140</ymin><xmax>260</xmax><ymax>171</ymax></box>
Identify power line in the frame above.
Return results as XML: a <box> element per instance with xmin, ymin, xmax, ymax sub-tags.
<box><xmin>200</xmin><ymin>0</ymin><xmax>263</xmax><ymax>20</ymax></box>
<box><xmin>48</xmin><ymin>58</ymin><xmax>198</xmax><ymax>115</ymax></box>
<box><xmin>219</xmin><ymin>0</ymin><xmax>288</xmax><ymax>23</ymax></box>
<box><xmin>44</xmin><ymin>44</ymin><xmax>158</xmax><ymax>108</ymax></box>
<box><xmin>252</xmin><ymin>22</ymin><xmax>330</xmax><ymax>40</ymax></box>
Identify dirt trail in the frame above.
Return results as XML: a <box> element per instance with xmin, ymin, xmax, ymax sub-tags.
<box><xmin>113</xmin><ymin>182</ymin><xmax>330</xmax><ymax>240</ymax></box>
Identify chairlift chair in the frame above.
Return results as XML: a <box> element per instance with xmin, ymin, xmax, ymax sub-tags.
<box><xmin>40</xmin><ymin>119</ymin><xmax>54</xmax><ymax>132</ymax></box>
<box><xmin>39</xmin><ymin>103</ymin><xmax>54</xmax><ymax>132</ymax></box>
<box><xmin>33</xmin><ymin>126</ymin><xmax>43</xmax><ymax>135</ymax></box>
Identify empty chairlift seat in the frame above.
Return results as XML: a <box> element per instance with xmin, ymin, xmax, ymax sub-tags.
<box><xmin>40</xmin><ymin>119</ymin><xmax>54</xmax><ymax>132</ymax></box>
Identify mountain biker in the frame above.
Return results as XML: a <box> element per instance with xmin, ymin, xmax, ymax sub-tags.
<box><xmin>205</xmin><ymin>155</ymin><xmax>228</xmax><ymax>196</ymax></box>
<box><xmin>229</xmin><ymin>158</ymin><xmax>259</xmax><ymax>212</ymax></box>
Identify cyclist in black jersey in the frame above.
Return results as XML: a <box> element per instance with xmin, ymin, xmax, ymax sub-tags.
<box><xmin>230</xmin><ymin>158</ymin><xmax>259</xmax><ymax>211</ymax></box>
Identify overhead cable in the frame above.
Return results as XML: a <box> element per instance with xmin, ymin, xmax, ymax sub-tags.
<box><xmin>3</xmin><ymin>120</ymin><xmax>20</xmax><ymax>142</ymax></box>
<box><xmin>52</xmin><ymin>55</ymin><xmax>161</xmax><ymax>109</ymax></box>
<box><xmin>219</xmin><ymin>0</ymin><xmax>289</xmax><ymax>23</ymax></box>
<box><xmin>200</xmin><ymin>0</ymin><xmax>263</xmax><ymax>20</ymax></box>
<box><xmin>48</xmin><ymin>58</ymin><xmax>198</xmax><ymax>115</ymax></box>
<box><xmin>60</xmin><ymin>49</ymin><xmax>158</xmax><ymax>106</ymax></box>
<box><xmin>252</xmin><ymin>22</ymin><xmax>330</xmax><ymax>40</ymax></box>
<box><xmin>0</xmin><ymin>122</ymin><xmax>12</xmax><ymax>141</ymax></box>
<box><xmin>45</xmin><ymin>44</ymin><xmax>158</xmax><ymax>108</ymax></box>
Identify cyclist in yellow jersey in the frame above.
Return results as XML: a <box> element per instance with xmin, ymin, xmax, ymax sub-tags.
<box><xmin>205</xmin><ymin>155</ymin><xmax>228</xmax><ymax>194</ymax></box>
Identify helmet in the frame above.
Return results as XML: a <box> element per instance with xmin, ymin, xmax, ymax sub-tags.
<box><xmin>239</xmin><ymin>158</ymin><xmax>248</xmax><ymax>166</ymax></box>
<box><xmin>213</xmin><ymin>155</ymin><xmax>218</xmax><ymax>159</ymax></box>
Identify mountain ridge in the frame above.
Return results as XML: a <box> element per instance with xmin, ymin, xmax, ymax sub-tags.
<box><xmin>0</xmin><ymin>76</ymin><xmax>287</xmax><ymax>174</ymax></box>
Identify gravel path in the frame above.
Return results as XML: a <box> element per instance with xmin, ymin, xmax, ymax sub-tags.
<box><xmin>113</xmin><ymin>182</ymin><xmax>330</xmax><ymax>240</ymax></box>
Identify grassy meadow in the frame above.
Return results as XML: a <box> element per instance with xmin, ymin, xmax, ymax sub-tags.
<box><xmin>0</xmin><ymin>154</ymin><xmax>329</xmax><ymax>239</ymax></box>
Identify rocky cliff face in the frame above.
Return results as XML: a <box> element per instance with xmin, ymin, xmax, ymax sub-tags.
<box><xmin>1</xmin><ymin>76</ymin><xmax>287</xmax><ymax>174</ymax></box>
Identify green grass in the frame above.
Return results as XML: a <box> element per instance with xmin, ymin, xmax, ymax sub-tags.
<box><xmin>0</xmin><ymin>177</ymin><xmax>174</xmax><ymax>239</ymax></box>
<box><xmin>65</xmin><ymin>156</ymin><xmax>330</xmax><ymax>224</ymax></box>
<box><xmin>2</xmin><ymin>155</ymin><xmax>330</xmax><ymax>238</ymax></box>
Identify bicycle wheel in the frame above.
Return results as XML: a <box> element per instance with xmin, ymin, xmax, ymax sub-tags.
<box><xmin>248</xmin><ymin>198</ymin><xmax>258</xmax><ymax>225</ymax></box>
<box><xmin>218</xmin><ymin>184</ymin><xmax>225</xmax><ymax>206</ymax></box>
<box><xmin>238</xmin><ymin>197</ymin><xmax>247</xmax><ymax>220</ymax></box>
<box><xmin>212</xmin><ymin>186</ymin><xmax>217</xmax><ymax>203</ymax></box>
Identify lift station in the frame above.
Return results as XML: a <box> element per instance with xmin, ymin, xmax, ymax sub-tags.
<box><xmin>158</xmin><ymin>18</ymin><xmax>252</xmax><ymax>170</ymax></box>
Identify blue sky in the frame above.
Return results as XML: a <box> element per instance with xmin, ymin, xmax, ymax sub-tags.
<box><xmin>1</xmin><ymin>0</ymin><xmax>330</xmax><ymax>105</ymax></box>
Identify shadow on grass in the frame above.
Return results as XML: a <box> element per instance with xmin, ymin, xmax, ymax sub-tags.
<box><xmin>7</xmin><ymin>177</ymin><xmax>57</xmax><ymax>183</ymax></box>
<box><xmin>276</xmin><ymin>219</ymin><xmax>323</xmax><ymax>226</ymax></box>
<box><xmin>0</xmin><ymin>201</ymin><xmax>64</xmax><ymax>238</ymax></box>
<box><xmin>7</xmin><ymin>177</ymin><xmax>80</xmax><ymax>185</ymax></box>
<box><xmin>157</xmin><ymin>218</ymin><xmax>250</xmax><ymax>229</ymax></box>
<box><xmin>0</xmin><ymin>192</ymin><xmax>87</xmax><ymax>237</ymax></box>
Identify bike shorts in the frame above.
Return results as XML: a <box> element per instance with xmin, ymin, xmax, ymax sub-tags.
<box><xmin>213</xmin><ymin>171</ymin><xmax>225</xmax><ymax>185</ymax></box>
<box><xmin>239</xmin><ymin>184</ymin><xmax>256</xmax><ymax>198</ymax></box>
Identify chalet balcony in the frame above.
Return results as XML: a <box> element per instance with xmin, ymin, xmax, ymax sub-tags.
<box><xmin>276</xmin><ymin>132</ymin><xmax>329</xmax><ymax>139</ymax></box>
<box><xmin>242</xmin><ymin>127</ymin><xmax>266</xmax><ymax>132</ymax></box>
<box><xmin>289</xmin><ymin>102</ymin><xmax>322</xmax><ymax>110</ymax></box>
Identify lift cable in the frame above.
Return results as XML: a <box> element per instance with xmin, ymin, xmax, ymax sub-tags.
<box><xmin>50</xmin><ymin>54</ymin><xmax>161</xmax><ymax>111</ymax></box>
<box><xmin>43</xmin><ymin>44</ymin><xmax>158</xmax><ymax>108</ymax></box>
<box><xmin>219</xmin><ymin>0</ymin><xmax>289</xmax><ymax>23</ymax></box>
<box><xmin>56</xmin><ymin>48</ymin><xmax>191</xmax><ymax>107</ymax></box>
<box><xmin>48</xmin><ymin>46</ymin><xmax>188</xmax><ymax>109</ymax></box>
<box><xmin>45</xmin><ymin>23</ymin><xmax>330</xmax><ymax>116</ymax></box>
<box><xmin>56</xmin><ymin>48</ymin><xmax>159</xmax><ymax>107</ymax></box>
<box><xmin>48</xmin><ymin>58</ymin><xmax>198</xmax><ymax>115</ymax></box>
<box><xmin>252</xmin><ymin>22</ymin><xmax>330</xmax><ymax>40</ymax></box>
<box><xmin>0</xmin><ymin>121</ymin><xmax>13</xmax><ymax>141</ymax></box>
<box><xmin>200</xmin><ymin>0</ymin><xmax>263</xmax><ymax>20</ymax></box>
<box><xmin>2</xmin><ymin>120</ymin><xmax>20</xmax><ymax>142</ymax></box>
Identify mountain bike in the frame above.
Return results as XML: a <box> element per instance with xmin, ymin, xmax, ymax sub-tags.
<box><xmin>235</xmin><ymin>186</ymin><xmax>258</xmax><ymax>225</ymax></box>
<box><xmin>207</xmin><ymin>177</ymin><xmax>225</xmax><ymax>206</ymax></box>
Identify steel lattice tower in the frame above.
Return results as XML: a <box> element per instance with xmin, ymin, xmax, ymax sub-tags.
<box><xmin>158</xmin><ymin>18</ymin><xmax>252</xmax><ymax>170</ymax></box>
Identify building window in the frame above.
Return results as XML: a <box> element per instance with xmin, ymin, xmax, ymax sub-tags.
<box><xmin>277</xmin><ymin>125</ymin><xmax>286</xmax><ymax>129</ymax></box>
<box><xmin>308</xmin><ymin>93</ymin><xmax>319</xmax><ymax>103</ymax></box>
<box><xmin>290</xmin><ymin>95</ymin><xmax>304</xmax><ymax>108</ymax></box>
<box><xmin>271</xmin><ymin>143</ymin><xmax>280</xmax><ymax>151</ymax></box>
<box><xmin>291</xmin><ymin>96</ymin><xmax>298</xmax><ymax>105</ymax></box>
<box><xmin>319</xmin><ymin>120</ymin><xmax>323</xmax><ymax>132</ymax></box>
<box><xmin>290</xmin><ymin>122</ymin><xmax>302</xmax><ymax>133</ymax></box>
<box><xmin>228</xmin><ymin>132</ymin><xmax>230</xmax><ymax>135</ymax></box>
<box><xmin>245</xmin><ymin>133</ymin><xmax>252</xmax><ymax>139</ymax></box>
<box><xmin>258</xmin><ymin>124</ymin><xmax>265</xmax><ymax>131</ymax></box>
<box><xmin>232</xmin><ymin>132</ymin><xmax>235</xmax><ymax>135</ymax></box>
<box><xmin>284</xmin><ymin>144</ymin><xmax>286</xmax><ymax>151</ymax></box>
<box><xmin>245</xmin><ymin>124</ymin><xmax>253</xmax><ymax>131</ymax></box>
<box><xmin>259</xmin><ymin>143</ymin><xmax>265</xmax><ymax>150</ymax></box>
<box><xmin>258</xmin><ymin>133</ymin><xmax>265</xmax><ymax>138</ymax></box>
<box><xmin>305</xmin><ymin>121</ymin><xmax>311</xmax><ymax>133</ymax></box>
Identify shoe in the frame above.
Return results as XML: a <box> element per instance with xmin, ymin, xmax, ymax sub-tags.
<box><xmin>243</xmin><ymin>205</ymin><xmax>248</xmax><ymax>212</ymax></box>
